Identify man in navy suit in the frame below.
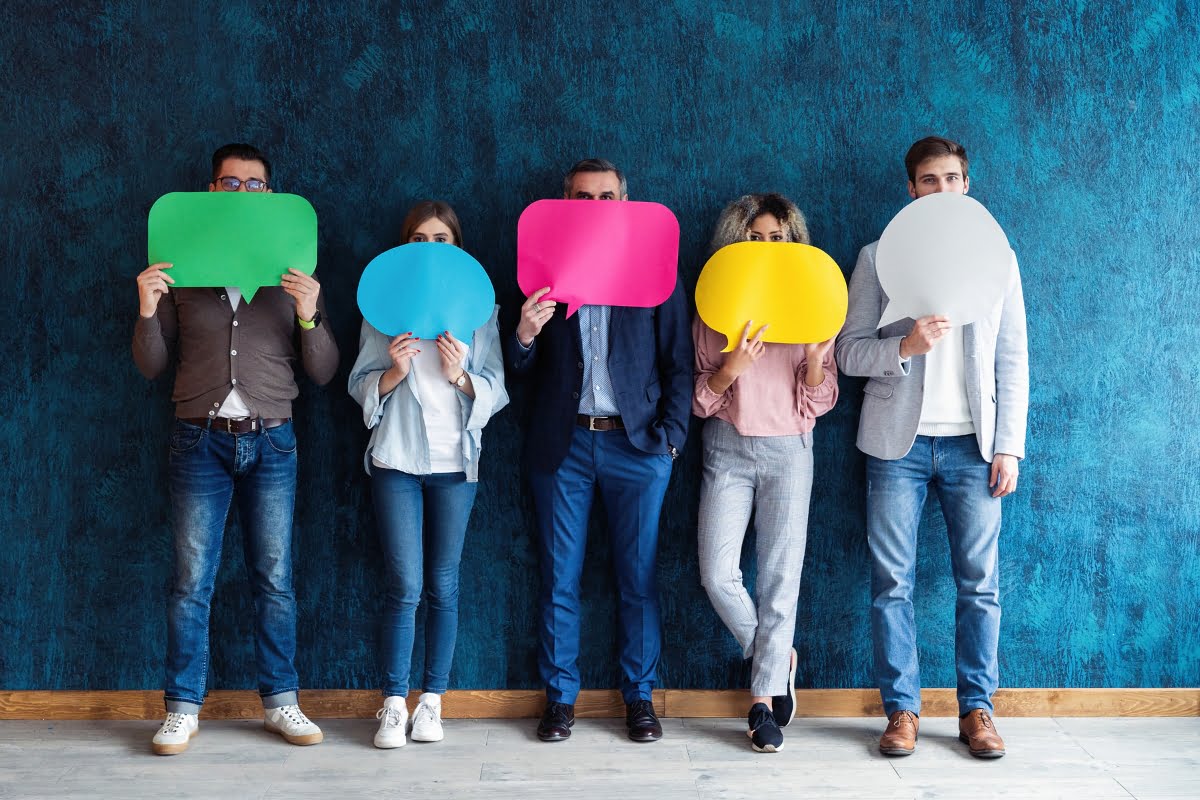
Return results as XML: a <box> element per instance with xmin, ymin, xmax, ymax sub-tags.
<box><xmin>505</xmin><ymin>158</ymin><xmax>692</xmax><ymax>743</ymax></box>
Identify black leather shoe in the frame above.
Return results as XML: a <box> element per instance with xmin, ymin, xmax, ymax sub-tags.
<box><xmin>626</xmin><ymin>699</ymin><xmax>663</xmax><ymax>742</ymax></box>
<box><xmin>537</xmin><ymin>701</ymin><xmax>575</xmax><ymax>742</ymax></box>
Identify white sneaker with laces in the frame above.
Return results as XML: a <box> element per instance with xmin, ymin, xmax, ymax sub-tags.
<box><xmin>374</xmin><ymin>696</ymin><xmax>409</xmax><ymax>749</ymax></box>
<box><xmin>264</xmin><ymin>704</ymin><xmax>323</xmax><ymax>745</ymax></box>
<box><xmin>410</xmin><ymin>693</ymin><xmax>444</xmax><ymax>742</ymax></box>
<box><xmin>152</xmin><ymin>712</ymin><xmax>198</xmax><ymax>755</ymax></box>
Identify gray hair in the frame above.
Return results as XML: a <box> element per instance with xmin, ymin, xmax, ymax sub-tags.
<box><xmin>562</xmin><ymin>157</ymin><xmax>628</xmax><ymax>197</ymax></box>
<box><xmin>708</xmin><ymin>193</ymin><xmax>810</xmax><ymax>253</ymax></box>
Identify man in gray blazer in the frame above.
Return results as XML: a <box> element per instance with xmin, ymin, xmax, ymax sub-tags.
<box><xmin>836</xmin><ymin>136</ymin><xmax>1028</xmax><ymax>759</ymax></box>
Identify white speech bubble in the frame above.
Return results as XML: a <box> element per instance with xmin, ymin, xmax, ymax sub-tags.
<box><xmin>875</xmin><ymin>192</ymin><xmax>1013</xmax><ymax>328</ymax></box>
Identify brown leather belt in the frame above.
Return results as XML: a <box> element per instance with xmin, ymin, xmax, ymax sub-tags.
<box><xmin>179</xmin><ymin>417</ymin><xmax>289</xmax><ymax>434</ymax></box>
<box><xmin>577</xmin><ymin>414</ymin><xmax>624</xmax><ymax>431</ymax></box>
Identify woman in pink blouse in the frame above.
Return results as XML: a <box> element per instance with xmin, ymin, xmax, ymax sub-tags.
<box><xmin>693</xmin><ymin>193</ymin><xmax>839</xmax><ymax>753</ymax></box>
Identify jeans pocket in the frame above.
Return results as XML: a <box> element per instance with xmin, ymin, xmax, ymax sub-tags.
<box><xmin>263</xmin><ymin>422</ymin><xmax>297</xmax><ymax>454</ymax></box>
<box><xmin>169</xmin><ymin>421</ymin><xmax>205</xmax><ymax>454</ymax></box>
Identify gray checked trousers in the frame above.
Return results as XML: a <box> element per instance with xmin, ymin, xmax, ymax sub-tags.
<box><xmin>697</xmin><ymin>417</ymin><xmax>814</xmax><ymax>697</ymax></box>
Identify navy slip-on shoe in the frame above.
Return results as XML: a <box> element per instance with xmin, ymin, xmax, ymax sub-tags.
<box><xmin>771</xmin><ymin>647</ymin><xmax>798</xmax><ymax>728</ymax></box>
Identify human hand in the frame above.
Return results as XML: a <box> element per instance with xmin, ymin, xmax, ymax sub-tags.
<box><xmin>899</xmin><ymin>315</ymin><xmax>951</xmax><ymax>358</ymax></box>
<box><xmin>387</xmin><ymin>332</ymin><xmax>420</xmax><ymax>382</ymax></box>
<box><xmin>989</xmin><ymin>454</ymin><xmax>1019</xmax><ymax>498</ymax></box>
<box><xmin>517</xmin><ymin>287</ymin><xmax>556</xmax><ymax>346</ymax></box>
<box><xmin>137</xmin><ymin>262</ymin><xmax>174</xmax><ymax>318</ymax></box>
<box><xmin>436</xmin><ymin>331</ymin><xmax>469</xmax><ymax>382</ymax></box>
<box><xmin>719</xmin><ymin>320</ymin><xmax>768</xmax><ymax>381</ymax></box>
<box><xmin>281</xmin><ymin>268</ymin><xmax>320</xmax><ymax>322</ymax></box>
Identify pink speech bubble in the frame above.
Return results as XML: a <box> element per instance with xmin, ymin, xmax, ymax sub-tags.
<box><xmin>517</xmin><ymin>199</ymin><xmax>680</xmax><ymax>317</ymax></box>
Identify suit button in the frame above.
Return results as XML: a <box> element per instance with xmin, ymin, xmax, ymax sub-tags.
<box><xmin>578</xmin><ymin>362</ymin><xmax>584</xmax><ymax>369</ymax></box>
<box><xmin>572</xmin><ymin>392</ymin><xmax>580</xmax><ymax>400</ymax></box>
<box><xmin>884</xmin><ymin>370</ymin><xmax>894</xmax><ymax>376</ymax></box>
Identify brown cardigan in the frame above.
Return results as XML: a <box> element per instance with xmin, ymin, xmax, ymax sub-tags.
<box><xmin>132</xmin><ymin>283</ymin><xmax>338</xmax><ymax>419</ymax></box>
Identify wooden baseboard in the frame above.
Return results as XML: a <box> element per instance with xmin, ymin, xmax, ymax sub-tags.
<box><xmin>0</xmin><ymin>688</ymin><xmax>1195</xmax><ymax>720</ymax></box>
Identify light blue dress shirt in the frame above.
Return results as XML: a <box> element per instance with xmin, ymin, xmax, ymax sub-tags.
<box><xmin>577</xmin><ymin>305</ymin><xmax>619</xmax><ymax>416</ymax></box>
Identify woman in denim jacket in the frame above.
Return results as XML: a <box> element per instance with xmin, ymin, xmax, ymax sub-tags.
<box><xmin>348</xmin><ymin>201</ymin><xmax>508</xmax><ymax>749</ymax></box>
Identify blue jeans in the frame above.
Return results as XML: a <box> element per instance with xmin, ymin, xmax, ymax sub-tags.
<box><xmin>372</xmin><ymin>468</ymin><xmax>477</xmax><ymax>697</ymax></box>
<box><xmin>529</xmin><ymin>426</ymin><xmax>674</xmax><ymax>705</ymax></box>
<box><xmin>867</xmin><ymin>435</ymin><xmax>1002</xmax><ymax>717</ymax></box>
<box><xmin>164</xmin><ymin>419</ymin><xmax>300</xmax><ymax>713</ymax></box>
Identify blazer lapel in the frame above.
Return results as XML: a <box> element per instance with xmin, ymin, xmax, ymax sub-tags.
<box><xmin>569</xmin><ymin>307</ymin><xmax>583</xmax><ymax>358</ymax></box>
<box><xmin>608</xmin><ymin>305</ymin><xmax>622</xmax><ymax>353</ymax></box>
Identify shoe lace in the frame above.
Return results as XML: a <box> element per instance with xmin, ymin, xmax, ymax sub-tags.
<box><xmin>279</xmin><ymin>705</ymin><xmax>311</xmax><ymax>726</ymax></box>
<box><xmin>162</xmin><ymin>712</ymin><xmax>188</xmax><ymax>734</ymax></box>
<box><xmin>629</xmin><ymin>699</ymin><xmax>654</xmax><ymax>719</ymax></box>
<box><xmin>748</xmin><ymin>704</ymin><xmax>775</xmax><ymax>732</ymax></box>
<box><xmin>376</xmin><ymin>705</ymin><xmax>405</xmax><ymax>729</ymax></box>
<box><xmin>976</xmin><ymin>710</ymin><xmax>994</xmax><ymax>730</ymax></box>
<box><xmin>545</xmin><ymin>702</ymin><xmax>572</xmax><ymax>725</ymax></box>
<box><xmin>892</xmin><ymin>711</ymin><xmax>916</xmax><ymax>729</ymax></box>
<box><xmin>413</xmin><ymin>701</ymin><xmax>440</xmax><ymax>725</ymax></box>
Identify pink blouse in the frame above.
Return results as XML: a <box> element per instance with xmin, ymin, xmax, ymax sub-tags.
<box><xmin>692</xmin><ymin>316</ymin><xmax>838</xmax><ymax>437</ymax></box>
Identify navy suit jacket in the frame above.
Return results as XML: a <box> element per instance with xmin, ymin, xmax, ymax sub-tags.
<box><xmin>504</xmin><ymin>280</ymin><xmax>693</xmax><ymax>473</ymax></box>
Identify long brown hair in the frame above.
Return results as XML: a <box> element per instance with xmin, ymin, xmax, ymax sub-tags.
<box><xmin>399</xmin><ymin>200</ymin><xmax>464</xmax><ymax>248</ymax></box>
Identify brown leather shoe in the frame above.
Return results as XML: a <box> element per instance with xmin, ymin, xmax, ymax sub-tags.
<box><xmin>879</xmin><ymin>710</ymin><xmax>919</xmax><ymax>756</ymax></box>
<box><xmin>959</xmin><ymin>709</ymin><xmax>1006</xmax><ymax>758</ymax></box>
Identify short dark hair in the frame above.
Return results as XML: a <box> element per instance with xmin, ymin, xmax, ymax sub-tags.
<box><xmin>904</xmin><ymin>136</ymin><xmax>968</xmax><ymax>183</ymax></box>
<box><xmin>399</xmin><ymin>200</ymin><xmax>464</xmax><ymax>248</ymax></box>
<box><xmin>211</xmin><ymin>143</ymin><xmax>272</xmax><ymax>183</ymax></box>
<box><xmin>562</xmin><ymin>157</ymin><xmax>627</xmax><ymax>197</ymax></box>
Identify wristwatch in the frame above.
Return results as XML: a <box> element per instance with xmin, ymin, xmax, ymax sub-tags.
<box><xmin>451</xmin><ymin>370</ymin><xmax>467</xmax><ymax>388</ymax></box>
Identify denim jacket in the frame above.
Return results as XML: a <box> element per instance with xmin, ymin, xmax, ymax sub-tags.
<box><xmin>348</xmin><ymin>306</ymin><xmax>508</xmax><ymax>481</ymax></box>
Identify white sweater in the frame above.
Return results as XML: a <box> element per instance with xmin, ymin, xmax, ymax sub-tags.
<box><xmin>916</xmin><ymin>326</ymin><xmax>975</xmax><ymax>436</ymax></box>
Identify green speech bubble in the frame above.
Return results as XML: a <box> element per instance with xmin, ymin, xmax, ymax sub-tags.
<box><xmin>147</xmin><ymin>192</ymin><xmax>317</xmax><ymax>300</ymax></box>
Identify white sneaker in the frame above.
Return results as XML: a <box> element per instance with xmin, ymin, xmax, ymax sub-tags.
<box><xmin>374</xmin><ymin>696</ymin><xmax>409</xmax><ymax>749</ymax></box>
<box><xmin>410</xmin><ymin>693</ymin><xmax>444</xmax><ymax>742</ymax></box>
<box><xmin>264</xmin><ymin>704</ymin><xmax>323</xmax><ymax>745</ymax></box>
<box><xmin>152</xmin><ymin>712</ymin><xmax>198</xmax><ymax>755</ymax></box>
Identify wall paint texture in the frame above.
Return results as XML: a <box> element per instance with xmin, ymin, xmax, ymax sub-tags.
<box><xmin>1</xmin><ymin>1</ymin><xmax>1198</xmax><ymax>693</ymax></box>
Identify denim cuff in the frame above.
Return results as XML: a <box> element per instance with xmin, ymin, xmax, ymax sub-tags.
<box><xmin>165</xmin><ymin>698</ymin><xmax>202</xmax><ymax>714</ymax></box>
<box><xmin>261</xmin><ymin>690</ymin><xmax>299</xmax><ymax>709</ymax></box>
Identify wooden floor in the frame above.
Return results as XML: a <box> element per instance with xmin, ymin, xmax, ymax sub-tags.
<box><xmin>0</xmin><ymin>716</ymin><xmax>1196</xmax><ymax>799</ymax></box>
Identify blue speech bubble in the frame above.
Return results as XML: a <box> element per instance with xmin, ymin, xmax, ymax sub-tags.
<box><xmin>357</xmin><ymin>243</ymin><xmax>496</xmax><ymax>340</ymax></box>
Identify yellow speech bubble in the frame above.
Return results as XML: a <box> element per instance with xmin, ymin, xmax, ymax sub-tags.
<box><xmin>695</xmin><ymin>242</ymin><xmax>848</xmax><ymax>352</ymax></box>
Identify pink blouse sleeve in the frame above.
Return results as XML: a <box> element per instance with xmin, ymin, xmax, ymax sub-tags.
<box><xmin>692</xmin><ymin>316</ymin><xmax>732</xmax><ymax>418</ymax></box>
<box><xmin>796</xmin><ymin>348</ymin><xmax>839</xmax><ymax>422</ymax></box>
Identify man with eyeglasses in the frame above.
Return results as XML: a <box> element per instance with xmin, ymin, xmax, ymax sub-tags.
<box><xmin>133</xmin><ymin>143</ymin><xmax>338</xmax><ymax>755</ymax></box>
<box><xmin>504</xmin><ymin>158</ymin><xmax>692</xmax><ymax>744</ymax></box>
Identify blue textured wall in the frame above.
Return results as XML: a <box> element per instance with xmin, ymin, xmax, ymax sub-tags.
<box><xmin>2</xmin><ymin>1</ymin><xmax>1197</xmax><ymax>693</ymax></box>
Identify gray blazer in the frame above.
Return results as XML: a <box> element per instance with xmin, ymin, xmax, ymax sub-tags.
<box><xmin>835</xmin><ymin>241</ymin><xmax>1029</xmax><ymax>462</ymax></box>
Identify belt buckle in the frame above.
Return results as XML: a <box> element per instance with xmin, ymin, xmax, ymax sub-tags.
<box><xmin>588</xmin><ymin>416</ymin><xmax>601</xmax><ymax>431</ymax></box>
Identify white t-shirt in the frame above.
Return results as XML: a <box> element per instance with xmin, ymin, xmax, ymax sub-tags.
<box><xmin>218</xmin><ymin>287</ymin><xmax>252</xmax><ymax>419</ymax></box>
<box><xmin>917</xmin><ymin>325</ymin><xmax>975</xmax><ymax>436</ymax></box>
<box><xmin>372</xmin><ymin>345</ymin><xmax>467</xmax><ymax>474</ymax></box>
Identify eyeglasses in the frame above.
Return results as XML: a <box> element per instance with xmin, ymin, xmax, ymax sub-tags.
<box><xmin>215</xmin><ymin>176</ymin><xmax>269</xmax><ymax>192</ymax></box>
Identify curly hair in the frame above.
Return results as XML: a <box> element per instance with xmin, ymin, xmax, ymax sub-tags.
<box><xmin>708</xmin><ymin>193</ymin><xmax>810</xmax><ymax>253</ymax></box>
